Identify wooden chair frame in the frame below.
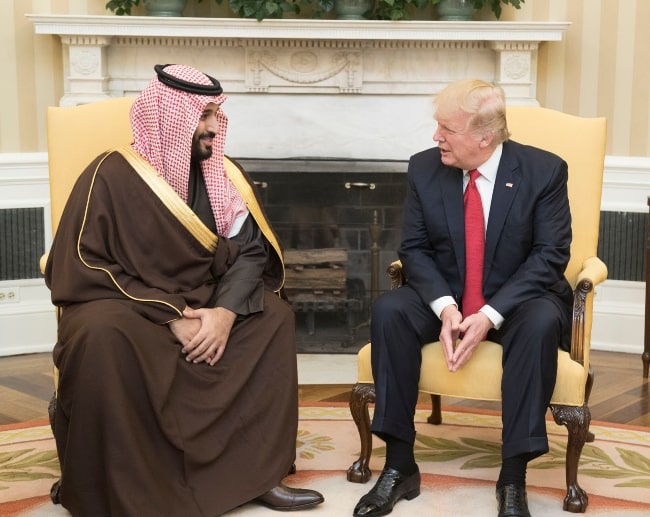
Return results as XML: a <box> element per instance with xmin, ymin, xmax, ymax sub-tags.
<box><xmin>347</xmin><ymin>262</ymin><xmax>596</xmax><ymax>512</ymax></box>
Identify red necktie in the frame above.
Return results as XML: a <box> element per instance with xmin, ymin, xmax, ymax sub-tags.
<box><xmin>462</xmin><ymin>169</ymin><xmax>486</xmax><ymax>318</ymax></box>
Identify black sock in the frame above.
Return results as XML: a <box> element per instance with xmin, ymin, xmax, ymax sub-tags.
<box><xmin>385</xmin><ymin>436</ymin><xmax>417</xmax><ymax>476</ymax></box>
<box><xmin>497</xmin><ymin>454</ymin><xmax>528</xmax><ymax>488</ymax></box>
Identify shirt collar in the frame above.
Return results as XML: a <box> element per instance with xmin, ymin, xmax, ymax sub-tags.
<box><xmin>464</xmin><ymin>143</ymin><xmax>503</xmax><ymax>184</ymax></box>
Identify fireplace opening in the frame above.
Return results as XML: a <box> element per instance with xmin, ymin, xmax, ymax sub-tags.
<box><xmin>239</xmin><ymin>157</ymin><xmax>408</xmax><ymax>354</ymax></box>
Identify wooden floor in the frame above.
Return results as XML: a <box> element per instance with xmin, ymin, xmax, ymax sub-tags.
<box><xmin>1</xmin><ymin>350</ymin><xmax>648</xmax><ymax>427</ymax></box>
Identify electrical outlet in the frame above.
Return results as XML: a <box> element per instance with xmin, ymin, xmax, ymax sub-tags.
<box><xmin>0</xmin><ymin>287</ymin><xmax>20</xmax><ymax>304</ymax></box>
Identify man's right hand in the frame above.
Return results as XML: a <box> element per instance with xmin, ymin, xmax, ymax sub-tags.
<box><xmin>439</xmin><ymin>304</ymin><xmax>462</xmax><ymax>371</ymax></box>
<box><xmin>169</xmin><ymin>315</ymin><xmax>201</xmax><ymax>350</ymax></box>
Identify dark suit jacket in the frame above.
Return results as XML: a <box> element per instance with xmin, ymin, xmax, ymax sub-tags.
<box><xmin>399</xmin><ymin>140</ymin><xmax>573</xmax><ymax>321</ymax></box>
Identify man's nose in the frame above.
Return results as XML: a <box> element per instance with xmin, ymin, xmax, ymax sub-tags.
<box><xmin>206</xmin><ymin>114</ymin><xmax>219</xmax><ymax>130</ymax></box>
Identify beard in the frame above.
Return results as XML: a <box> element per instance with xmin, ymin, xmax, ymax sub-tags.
<box><xmin>191</xmin><ymin>132</ymin><xmax>215</xmax><ymax>162</ymax></box>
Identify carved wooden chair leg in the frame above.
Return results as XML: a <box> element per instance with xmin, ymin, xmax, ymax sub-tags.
<box><xmin>347</xmin><ymin>383</ymin><xmax>376</xmax><ymax>483</ymax></box>
<box><xmin>584</xmin><ymin>369</ymin><xmax>595</xmax><ymax>443</ymax></box>
<box><xmin>50</xmin><ymin>479</ymin><xmax>62</xmax><ymax>505</ymax></box>
<box><xmin>427</xmin><ymin>394</ymin><xmax>442</xmax><ymax>425</ymax></box>
<box><xmin>47</xmin><ymin>392</ymin><xmax>62</xmax><ymax>504</ymax></box>
<box><xmin>48</xmin><ymin>392</ymin><xmax>56</xmax><ymax>434</ymax></box>
<box><xmin>550</xmin><ymin>404</ymin><xmax>590</xmax><ymax>513</ymax></box>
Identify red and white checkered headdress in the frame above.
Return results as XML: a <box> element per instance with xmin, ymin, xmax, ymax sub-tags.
<box><xmin>130</xmin><ymin>64</ymin><xmax>246</xmax><ymax>237</ymax></box>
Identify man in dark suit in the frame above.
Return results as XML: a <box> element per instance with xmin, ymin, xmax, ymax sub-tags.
<box><xmin>352</xmin><ymin>79</ymin><xmax>573</xmax><ymax>517</ymax></box>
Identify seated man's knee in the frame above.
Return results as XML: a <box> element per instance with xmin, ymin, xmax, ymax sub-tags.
<box><xmin>371</xmin><ymin>290</ymin><xmax>406</xmax><ymax>323</ymax></box>
<box><xmin>508</xmin><ymin>297</ymin><xmax>564</xmax><ymax>340</ymax></box>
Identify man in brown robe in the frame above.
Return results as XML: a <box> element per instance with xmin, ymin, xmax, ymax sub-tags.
<box><xmin>45</xmin><ymin>64</ymin><xmax>324</xmax><ymax>516</ymax></box>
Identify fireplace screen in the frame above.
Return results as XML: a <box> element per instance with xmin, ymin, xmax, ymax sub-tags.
<box><xmin>240</xmin><ymin>158</ymin><xmax>408</xmax><ymax>354</ymax></box>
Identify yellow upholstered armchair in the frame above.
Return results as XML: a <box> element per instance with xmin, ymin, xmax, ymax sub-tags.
<box><xmin>43</xmin><ymin>97</ymin><xmax>135</xmax><ymax>436</ymax></box>
<box><xmin>44</xmin><ymin>97</ymin><xmax>135</xmax><ymax>251</ymax></box>
<box><xmin>43</xmin><ymin>97</ymin><xmax>135</xmax><ymax>501</ymax></box>
<box><xmin>346</xmin><ymin>106</ymin><xmax>607</xmax><ymax>514</ymax></box>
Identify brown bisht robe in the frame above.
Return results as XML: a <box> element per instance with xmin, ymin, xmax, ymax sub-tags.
<box><xmin>45</xmin><ymin>148</ymin><xmax>296</xmax><ymax>517</ymax></box>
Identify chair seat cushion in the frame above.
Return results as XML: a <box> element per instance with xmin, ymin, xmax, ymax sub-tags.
<box><xmin>356</xmin><ymin>341</ymin><xmax>588</xmax><ymax>406</ymax></box>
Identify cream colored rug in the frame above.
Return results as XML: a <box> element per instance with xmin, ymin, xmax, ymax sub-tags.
<box><xmin>2</xmin><ymin>404</ymin><xmax>649</xmax><ymax>516</ymax></box>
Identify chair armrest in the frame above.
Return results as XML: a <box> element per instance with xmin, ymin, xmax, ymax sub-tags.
<box><xmin>387</xmin><ymin>260</ymin><xmax>404</xmax><ymax>290</ymax></box>
<box><xmin>387</xmin><ymin>256</ymin><xmax>606</xmax><ymax>365</ymax></box>
<box><xmin>40</xmin><ymin>251</ymin><xmax>61</xmax><ymax>324</ymax></box>
<box><xmin>40</xmin><ymin>252</ymin><xmax>49</xmax><ymax>276</ymax></box>
<box><xmin>576</xmin><ymin>256</ymin><xmax>608</xmax><ymax>287</ymax></box>
<box><xmin>388</xmin><ymin>256</ymin><xmax>606</xmax><ymax>366</ymax></box>
<box><xmin>570</xmin><ymin>256</ymin><xmax>608</xmax><ymax>364</ymax></box>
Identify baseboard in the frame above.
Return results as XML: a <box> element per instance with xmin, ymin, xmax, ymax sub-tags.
<box><xmin>592</xmin><ymin>279</ymin><xmax>644</xmax><ymax>354</ymax></box>
<box><xmin>0</xmin><ymin>280</ymin><xmax>57</xmax><ymax>356</ymax></box>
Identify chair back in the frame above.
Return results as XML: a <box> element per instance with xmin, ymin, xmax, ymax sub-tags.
<box><xmin>505</xmin><ymin>106</ymin><xmax>607</xmax><ymax>287</ymax></box>
<box><xmin>46</xmin><ymin>97</ymin><xmax>135</xmax><ymax>235</ymax></box>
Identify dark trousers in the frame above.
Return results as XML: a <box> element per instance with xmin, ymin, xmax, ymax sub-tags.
<box><xmin>369</xmin><ymin>284</ymin><xmax>572</xmax><ymax>460</ymax></box>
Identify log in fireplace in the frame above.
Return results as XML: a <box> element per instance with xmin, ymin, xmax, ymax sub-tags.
<box><xmin>238</xmin><ymin>157</ymin><xmax>408</xmax><ymax>353</ymax></box>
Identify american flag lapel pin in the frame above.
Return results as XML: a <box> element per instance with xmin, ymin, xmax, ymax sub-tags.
<box><xmin>505</xmin><ymin>182</ymin><xmax>513</xmax><ymax>188</ymax></box>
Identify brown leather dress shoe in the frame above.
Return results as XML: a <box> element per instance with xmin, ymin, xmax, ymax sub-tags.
<box><xmin>496</xmin><ymin>484</ymin><xmax>531</xmax><ymax>517</ymax></box>
<box><xmin>253</xmin><ymin>483</ymin><xmax>324</xmax><ymax>511</ymax></box>
<box><xmin>353</xmin><ymin>466</ymin><xmax>420</xmax><ymax>517</ymax></box>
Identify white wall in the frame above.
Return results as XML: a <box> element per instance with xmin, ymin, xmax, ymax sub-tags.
<box><xmin>1</xmin><ymin>152</ymin><xmax>648</xmax><ymax>358</ymax></box>
<box><xmin>0</xmin><ymin>153</ymin><xmax>56</xmax><ymax>356</ymax></box>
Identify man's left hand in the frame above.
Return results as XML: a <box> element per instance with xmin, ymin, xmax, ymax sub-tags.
<box><xmin>449</xmin><ymin>312</ymin><xmax>493</xmax><ymax>372</ymax></box>
<box><xmin>182</xmin><ymin>306</ymin><xmax>237</xmax><ymax>365</ymax></box>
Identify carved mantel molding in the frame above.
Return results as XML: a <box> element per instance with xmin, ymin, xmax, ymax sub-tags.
<box><xmin>28</xmin><ymin>15</ymin><xmax>569</xmax><ymax>106</ymax></box>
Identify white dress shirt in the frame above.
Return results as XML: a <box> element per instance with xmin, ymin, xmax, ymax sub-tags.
<box><xmin>430</xmin><ymin>144</ymin><xmax>505</xmax><ymax>329</ymax></box>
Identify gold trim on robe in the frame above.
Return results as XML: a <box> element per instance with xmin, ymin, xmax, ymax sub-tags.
<box><xmin>117</xmin><ymin>145</ymin><xmax>218</xmax><ymax>253</ymax></box>
<box><xmin>117</xmin><ymin>145</ymin><xmax>285</xmax><ymax>292</ymax></box>
<box><xmin>76</xmin><ymin>150</ymin><xmax>184</xmax><ymax>317</ymax></box>
<box><xmin>223</xmin><ymin>157</ymin><xmax>285</xmax><ymax>290</ymax></box>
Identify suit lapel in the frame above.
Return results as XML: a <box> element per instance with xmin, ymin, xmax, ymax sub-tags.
<box><xmin>484</xmin><ymin>144</ymin><xmax>520</xmax><ymax>279</ymax></box>
<box><xmin>440</xmin><ymin>166</ymin><xmax>465</xmax><ymax>280</ymax></box>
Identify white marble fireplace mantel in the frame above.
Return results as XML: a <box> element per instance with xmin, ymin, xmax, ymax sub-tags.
<box><xmin>28</xmin><ymin>14</ymin><xmax>569</xmax><ymax>160</ymax></box>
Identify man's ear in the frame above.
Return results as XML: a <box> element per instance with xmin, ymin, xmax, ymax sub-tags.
<box><xmin>479</xmin><ymin>131</ymin><xmax>495</xmax><ymax>148</ymax></box>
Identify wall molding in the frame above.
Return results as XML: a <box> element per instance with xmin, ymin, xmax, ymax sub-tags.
<box><xmin>0</xmin><ymin>153</ymin><xmax>55</xmax><ymax>356</ymax></box>
<box><xmin>27</xmin><ymin>16</ymin><xmax>568</xmax><ymax>105</ymax></box>
<box><xmin>0</xmin><ymin>152</ymin><xmax>647</xmax><ymax>357</ymax></box>
<box><xmin>27</xmin><ymin>15</ymin><xmax>573</xmax><ymax>160</ymax></box>
<box><xmin>592</xmin><ymin>280</ymin><xmax>644</xmax><ymax>354</ymax></box>
<box><xmin>602</xmin><ymin>155</ymin><xmax>650</xmax><ymax>213</ymax></box>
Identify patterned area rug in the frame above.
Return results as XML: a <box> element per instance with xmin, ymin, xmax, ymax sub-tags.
<box><xmin>2</xmin><ymin>404</ymin><xmax>649</xmax><ymax>516</ymax></box>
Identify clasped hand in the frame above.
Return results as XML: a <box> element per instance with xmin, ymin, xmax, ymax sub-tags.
<box><xmin>169</xmin><ymin>306</ymin><xmax>237</xmax><ymax>366</ymax></box>
<box><xmin>439</xmin><ymin>305</ymin><xmax>492</xmax><ymax>372</ymax></box>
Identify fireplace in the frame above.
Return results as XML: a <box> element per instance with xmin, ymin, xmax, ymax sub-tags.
<box><xmin>239</xmin><ymin>158</ymin><xmax>408</xmax><ymax>353</ymax></box>
<box><xmin>25</xmin><ymin>15</ymin><xmax>569</xmax><ymax>354</ymax></box>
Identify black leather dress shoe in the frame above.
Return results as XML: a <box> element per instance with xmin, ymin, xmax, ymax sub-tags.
<box><xmin>353</xmin><ymin>466</ymin><xmax>420</xmax><ymax>517</ymax></box>
<box><xmin>253</xmin><ymin>483</ymin><xmax>324</xmax><ymax>511</ymax></box>
<box><xmin>496</xmin><ymin>484</ymin><xmax>531</xmax><ymax>517</ymax></box>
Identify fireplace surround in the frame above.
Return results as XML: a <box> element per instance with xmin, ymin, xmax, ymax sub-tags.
<box><xmin>26</xmin><ymin>15</ymin><xmax>569</xmax><ymax>352</ymax></box>
<box><xmin>241</xmin><ymin>157</ymin><xmax>407</xmax><ymax>352</ymax></box>
<box><xmin>28</xmin><ymin>16</ymin><xmax>569</xmax><ymax>161</ymax></box>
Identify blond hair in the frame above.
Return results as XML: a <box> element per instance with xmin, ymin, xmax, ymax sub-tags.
<box><xmin>434</xmin><ymin>79</ymin><xmax>510</xmax><ymax>145</ymax></box>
